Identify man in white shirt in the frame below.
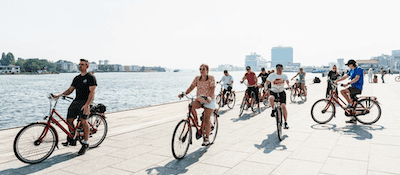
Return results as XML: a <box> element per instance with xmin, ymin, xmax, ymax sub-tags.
<box><xmin>266</xmin><ymin>64</ymin><xmax>290</xmax><ymax>129</ymax></box>
<box><xmin>219</xmin><ymin>70</ymin><xmax>233</xmax><ymax>107</ymax></box>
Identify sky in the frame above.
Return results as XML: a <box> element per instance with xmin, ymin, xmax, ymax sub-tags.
<box><xmin>1</xmin><ymin>0</ymin><xmax>399</xmax><ymax>69</ymax></box>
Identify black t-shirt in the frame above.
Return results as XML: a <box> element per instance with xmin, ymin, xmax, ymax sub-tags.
<box><xmin>71</xmin><ymin>73</ymin><xmax>97</xmax><ymax>101</ymax></box>
<box><xmin>328</xmin><ymin>71</ymin><xmax>339</xmax><ymax>80</ymax></box>
<box><xmin>258</xmin><ymin>72</ymin><xmax>269</xmax><ymax>83</ymax></box>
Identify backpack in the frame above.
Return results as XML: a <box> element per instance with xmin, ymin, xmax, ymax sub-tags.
<box><xmin>91</xmin><ymin>103</ymin><xmax>107</xmax><ymax>113</ymax></box>
<box><xmin>313</xmin><ymin>77</ymin><xmax>321</xmax><ymax>83</ymax></box>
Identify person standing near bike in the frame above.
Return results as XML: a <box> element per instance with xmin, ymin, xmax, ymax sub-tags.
<box><xmin>291</xmin><ymin>67</ymin><xmax>307</xmax><ymax>97</ymax></box>
<box><xmin>54</xmin><ymin>59</ymin><xmax>97</xmax><ymax>155</ymax></box>
<box><xmin>178</xmin><ymin>64</ymin><xmax>216</xmax><ymax>146</ymax></box>
<box><xmin>380</xmin><ymin>67</ymin><xmax>386</xmax><ymax>83</ymax></box>
<box><xmin>241</xmin><ymin>66</ymin><xmax>260</xmax><ymax>113</ymax></box>
<box><xmin>334</xmin><ymin>59</ymin><xmax>364</xmax><ymax>124</ymax></box>
<box><xmin>266</xmin><ymin>64</ymin><xmax>290</xmax><ymax>129</ymax></box>
<box><xmin>326</xmin><ymin>65</ymin><xmax>340</xmax><ymax>97</ymax></box>
<box><xmin>219</xmin><ymin>70</ymin><xmax>233</xmax><ymax>107</ymax></box>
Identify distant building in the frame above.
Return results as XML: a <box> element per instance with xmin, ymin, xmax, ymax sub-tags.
<box><xmin>111</xmin><ymin>64</ymin><xmax>123</xmax><ymax>72</ymax></box>
<box><xmin>337</xmin><ymin>58</ymin><xmax>344</xmax><ymax>70</ymax></box>
<box><xmin>88</xmin><ymin>62</ymin><xmax>98</xmax><ymax>72</ymax></box>
<box><xmin>356</xmin><ymin>60</ymin><xmax>379</xmax><ymax>70</ymax></box>
<box><xmin>104</xmin><ymin>60</ymin><xmax>109</xmax><ymax>66</ymax></box>
<box><xmin>0</xmin><ymin>65</ymin><xmax>20</xmax><ymax>73</ymax></box>
<box><xmin>131</xmin><ymin>65</ymin><xmax>141</xmax><ymax>72</ymax></box>
<box><xmin>55</xmin><ymin>60</ymin><xmax>78</xmax><ymax>72</ymax></box>
<box><xmin>245</xmin><ymin>52</ymin><xmax>266</xmax><ymax>71</ymax></box>
<box><xmin>99</xmin><ymin>60</ymin><xmax>103</xmax><ymax>65</ymax></box>
<box><xmin>271</xmin><ymin>46</ymin><xmax>293</xmax><ymax>68</ymax></box>
<box><xmin>123</xmin><ymin>65</ymin><xmax>132</xmax><ymax>72</ymax></box>
<box><xmin>371</xmin><ymin>54</ymin><xmax>390</xmax><ymax>68</ymax></box>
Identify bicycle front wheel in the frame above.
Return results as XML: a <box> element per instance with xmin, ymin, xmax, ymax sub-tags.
<box><xmin>276</xmin><ymin>108</ymin><xmax>283</xmax><ymax>141</ymax></box>
<box><xmin>239</xmin><ymin>96</ymin><xmax>246</xmax><ymax>116</ymax></box>
<box><xmin>87</xmin><ymin>114</ymin><xmax>108</xmax><ymax>148</ymax></box>
<box><xmin>172</xmin><ymin>120</ymin><xmax>192</xmax><ymax>159</ymax></box>
<box><xmin>216</xmin><ymin>94</ymin><xmax>222</xmax><ymax>110</ymax></box>
<box><xmin>290</xmin><ymin>88</ymin><xmax>296</xmax><ymax>102</ymax></box>
<box><xmin>311</xmin><ymin>99</ymin><xmax>336</xmax><ymax>124</ymax></box>
<box><xmin>250</xmin><ymin>92</ymin><xmax>257</xmax><ymax>113</ymax></box>
<box><xmin>14</xmin><ymin>123</ymin><xmax>57</xmax><ymax>164</ymax></box>
<box><xmin>395</xmin><ymin>76</ymin><xmax>400</xmax><ymax>82</ymax></box>
<box><xmin>354</xmin><ymin>99</ymin><xmax>381</xmax><ymax>125</ymax></box>
<box><xmin>208</xmin><ymin>111</ymin><xmax>219</xmax><ymax>144</ymax></box>
<box><xmin>227</xmin><ymin>92</ymin><xmax>236</xmax><ymax>109</ymax></box>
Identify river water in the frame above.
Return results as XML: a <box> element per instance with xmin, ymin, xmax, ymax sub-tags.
<box><xmin>0</xmin><ymin>71</ymin><xmax>321</xmax><ymax>130</ymax></box>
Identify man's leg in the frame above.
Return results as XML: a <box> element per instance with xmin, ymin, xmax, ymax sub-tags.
<box><xmin>268</xmin><ymin>95</ymin><xmax>275</xmax><ymax>117</ymax></box>
<box><xmin>281</xmin><ymin>103</ymin><xmax>287</xmax><ymax>122</ymax></box>
<box><xmin>81</xmin><ymin>118</ymin><xmax>89</xmax><ymax>142</ymax></box>
<box><xmin>340</xmin><ymin>88</ymin><xmax>353</xmax><ymax>106</ymax></box>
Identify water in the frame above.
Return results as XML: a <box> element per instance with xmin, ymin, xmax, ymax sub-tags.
<box><xmin>0</xmin><ymin>71</ymin><xmax>321</xmax><ymax>130</ymax></box>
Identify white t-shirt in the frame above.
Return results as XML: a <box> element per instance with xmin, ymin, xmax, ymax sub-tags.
<box><xmin>220</xmin><ymin>75</ymin><xmax>233</xmax><ymax>89</ymax></box>
<box><xmin>267</xmin><ymin>73</ymin><xmax>288</xmax><ymax>93</ymax></box>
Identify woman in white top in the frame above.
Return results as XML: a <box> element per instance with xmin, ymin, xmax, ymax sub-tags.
<box><xmin>368</xmin><ymin>68</ymin><xmax>373</xmax><ymax>83</ymax></box>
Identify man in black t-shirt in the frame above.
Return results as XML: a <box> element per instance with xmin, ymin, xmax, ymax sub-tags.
<box><xmin>54</xmin><ymin>59</ymin><xmax>97</xmax><ymax>155</ymax></box>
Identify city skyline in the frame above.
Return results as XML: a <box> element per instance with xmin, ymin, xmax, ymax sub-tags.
<box><xmin>1</xmin><ymin>0</ymin><xmax>400</xmax><ymax>69</ymax></box>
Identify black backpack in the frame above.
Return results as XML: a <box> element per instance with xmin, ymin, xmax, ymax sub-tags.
<box><xmin>313</xmin><ymin>77</ymin><xmax>321</xmax><ymax>83</ymax></box>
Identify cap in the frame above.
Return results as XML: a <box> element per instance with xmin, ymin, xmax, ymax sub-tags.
<box><xmin>223</xmin><ymin>70</ymin><xmax>228</xmax><ymax>73</ymax></box>
<box><xmin>246</xmin><ymin>66</ymin><xmax>251</xmax><ymax>70</ymax></box>
<box><xmin>261</xmin><ymin>67</ymin><xmax>265</xmax><ymax>71</ymax></box>
<box><xmin>276</xmin><ymin>64</ymin><xmax>283</xmax><ymax>69</ymax></box>
<box><xmin>345</xmin><ymin>59</ymin><xmax>356</xmax><ymax>66</ymax></box>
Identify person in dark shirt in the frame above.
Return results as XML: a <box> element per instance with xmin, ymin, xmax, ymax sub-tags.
<box><xmin>258</xmin><ymin>67</ymin><xmax>269</xmax><ymax>86</ymax></box>
<box><xmin>326</xmin><ymin>65</ymin><xmax>340</xmax><ymax>97</ymax></box>
<box><xmin>54</xmin><ymin>59</ymin><xmax>97</xmax><ymax>155</ymax></box>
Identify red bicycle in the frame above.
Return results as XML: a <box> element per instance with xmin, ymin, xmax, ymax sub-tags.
<box><xmin>290</xmin><ymin>79</ymin><xmax>307</xmax><ymax>102</ymax></box>
<box><xmin>239</xmin><ymin>81</ymin><xmax>258</xmax><ymax>116</ymax></box>
<box><xmin>311</xmin><ymin>80</ymin><xmax>381</xmax><ymax>125</ymax></box>
<box><xmin>171</xmin><ymin>94</ymin><xmax>219</xmax><ymax>159</ymax></box>
<box><xmin>13</xmin><ymin>94</ymin><xmax>108</xmax><ymax>164</ymax></box>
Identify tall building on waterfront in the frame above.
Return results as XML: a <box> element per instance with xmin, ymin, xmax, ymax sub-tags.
<box><xmin>245</xmin><ymin>52</ymin><xmax>267</xmax><ymax>71</ymax></box>
<box><xmin>104</xmin><ymin>60</ymin><xmax>109</xmax><ymax>66</ymax></box>
<box><xmin>271</xmin><ymin>46</ymin><xmax>293</xmax><ymax>68</ymax></box>
<box><xmin>337</xmin><ymin>58</ymin><xmax>344</xmax><ymax>70</ymax></box>
<box><xmin>99</xmin><ymin>60</ymin><xmax>103</xmax><ymax>65</ymax></box>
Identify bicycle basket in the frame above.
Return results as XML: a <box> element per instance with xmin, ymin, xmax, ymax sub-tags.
<box><xmin>91</xmin><ymin>103</ymin><xmax>106</xmax><ymax>113</ymax></box>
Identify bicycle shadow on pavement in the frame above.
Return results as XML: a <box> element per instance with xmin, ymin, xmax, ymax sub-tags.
<box><xmin>254</xmin><ymin>131</ymin><xmax>288</xmax><ymax>154</ymax></box>
<box><xmin>217</xmin><ymin>108</ymin><xmax>231</xmax><ymax>115</ymax></box>
<box><xmin>145</xmin><ymin>147</ymin><xmax>208</xmax><ymax>175</ymax></box>
<box><xmin>311</xmin><ymin>124</ymin><xmax>385</xmax><ymax>140</ymax></box>
<box><xmin>0</xmin><ymin>152</ymin><xmax>76</xmax><ymax>175</ymax></box>
<box><xmin>231</xmin><ymin>106</ymin><xmax>269</xmax><ymax>122</ymax></box>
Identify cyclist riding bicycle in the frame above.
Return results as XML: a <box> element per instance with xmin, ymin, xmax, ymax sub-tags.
<box><xmin>258</xmin><ymin>67</ymin><xmax>269</xmax><ymax>88</ymax></box>
<box><xmin>334</xmin><ymin>59</ymin><xmax>364</xmax><ymax>124</ymax></box>
<box><xmin>178</xmin><ymin>64</ymin><xmax>216</xmax><ymax>146</ymax></box>
<box><xmin>53</xmin><ymin>59</ymin><xmax>97</xmax><ymax>155</ymax></box>
<box><xmin>266</xmin><ymin>64</ymin><xmax>290</xmax><ymax>129</ymax></box>
<box><xmin>291</xmin><ymin>67</ymin><xmax>307</xmax><ymax>97</ymax></box>
<box><xmin>218</xmin><ymin>70</ymin><xmax>233</xmax><ymax>107</ymax></box>
<box><xmin>241</xmin><ymin>66</ymin><xmax>260</xmax><ymax>113</ymax></box>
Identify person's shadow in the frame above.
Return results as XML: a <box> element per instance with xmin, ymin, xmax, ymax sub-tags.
<box><xmin>231</xmin><ymin>106</ymin><xmax>269</xmax><ymax>122</ymax></box>
<box><xmin>146</xmin><ymin>147</ymin><xmax>208</xmax><ymax>175</ymax></box>
<box><xmin>0</xmin><ymin>152</ymin><xmax>76</xmax><ymax>175</ymax></box>
<box><xmin>311</xmin><ymin>124</ymin><xmax>385</xmax><ymax>140</ymax></box>
<box><xmin>254</xmin><ymin>131</ymin><xmax>287</xmax><ymax>154</ymax></box>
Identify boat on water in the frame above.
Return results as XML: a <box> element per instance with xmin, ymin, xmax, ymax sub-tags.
<box><xmin>173</xmin><ymin>69</ymin><xmax>180</xmax><ymax>72</ymax></box>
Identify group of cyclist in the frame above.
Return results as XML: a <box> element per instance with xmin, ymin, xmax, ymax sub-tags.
<box><xmin>52</xmin><ymin>58</ymin><xmax>364</xmax><ymax>154</ymax></box>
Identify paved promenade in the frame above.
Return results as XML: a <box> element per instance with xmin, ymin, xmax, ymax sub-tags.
<box><xmin>1</xmin><ymin>74</ymin><xmax>400</xmax><ymax>175</ymax></box>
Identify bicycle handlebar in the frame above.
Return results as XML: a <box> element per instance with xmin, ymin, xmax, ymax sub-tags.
<box><xmin>49</xmin><ymin>93</ymin><xmax>73</xmax><ymax>100</ymax></box>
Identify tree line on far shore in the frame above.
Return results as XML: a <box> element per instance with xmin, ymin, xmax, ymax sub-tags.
<box><xmin>1</xmin><ymin>52</ymin><xmax>60</xmax><ymax>73</ymax></box>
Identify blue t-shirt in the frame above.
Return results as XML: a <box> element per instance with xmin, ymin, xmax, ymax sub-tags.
<box><xmin>348</xmin><ymin>67</ymin><xmax>364</xmax><ymax>90</ymax></box>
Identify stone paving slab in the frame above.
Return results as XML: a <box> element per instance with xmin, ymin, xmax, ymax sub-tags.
<box><xmin>1</xmin><ymin>74</ymin><xmax>400</xmax><ymax>174</ymax></box>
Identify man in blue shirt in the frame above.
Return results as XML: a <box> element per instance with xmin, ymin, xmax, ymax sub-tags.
<box><xmin>335</xmin><ymin>59</ymin><xmax>364</xmax><ymax>123</ymax></box>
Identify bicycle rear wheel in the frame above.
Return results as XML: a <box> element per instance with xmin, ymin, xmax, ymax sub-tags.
<box><xmin>290</xmin><ymin>88</ymin><xmax>296</xmax><ymax>102</ymax></box>
<box><xmin>276</xmin><ymin>108</ymin><xmax>283</xmax><ymax>141</ymax></box>
<box><xmin>239</xmin><ymin>96</ymin><xmax>246</xmax><ymax>116</ymax></box>
<box><xmin>86</xmin><ymin>114</ymin><xmax>108</xmax><ymax>148</ymax></box>
<box><xmin>208</xmin><ymin>112</ymin><xmax>219</xmax><ymax>144</ymax></box>
<box><xmin>227</xmin><ymin>92</ymin><xmax>236</xmax><ymax>109</ymax></box>
<box><xmin>216</xmin><ymin>94</ymin><xmax>222</xmax><ymax>110</ymax></box>
<box><xmin>172</xmin><ymin>120</ymin><xmax>192</xmax><ymax>159</ymax></box>
<box><xmin>354</xmin><ymin>99</ymin><xmax>381</xmax><ymax>125</ymax></box>
<box><xmin>311</xmin><ymin>99</ymin><xmax>336</xmax><ymax>124</ymax></box>
<box><xmin>395</xmin><ymin>76</ymin><xmax>400</xmax><ymax>82</ymax></box>
<box><xmin>14</xmin><ymin>123</ymin><xmax>57</xmax><ymax>164</ymax></box>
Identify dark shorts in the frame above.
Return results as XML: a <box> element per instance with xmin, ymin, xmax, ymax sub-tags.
<box><xmin>246</xmin><ymin>86</ymin><xmax>259</xmax><ymax>103</ymax></box>
<box><xmin>67</xmin><ymin>100</ymin><xmax>89</xmax><ymax>120</ymax></box>
<box><xmin>348</xmin><ymin>87</ymin><xmax>362</xmax><ymax>99</ymax></box>
<box><xmin>270</xmin><ymin>91</ymin><xmax>286</xmax><ymax>104</ymax></box>
<box><xmin>223</xmin><ymin>86</ymin><xmax>232</xmax><ymax>95</ymax></box>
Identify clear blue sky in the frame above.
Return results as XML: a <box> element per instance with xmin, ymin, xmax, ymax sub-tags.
<box><xmin>1</xmin><ymin>0</ymin><xmax>399</xmax><ymax>69</ymax></box>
